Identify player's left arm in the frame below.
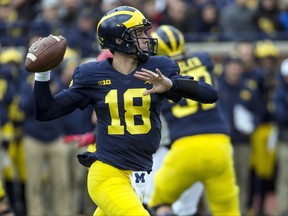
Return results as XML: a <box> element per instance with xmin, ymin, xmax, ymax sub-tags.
<box><xmin>134</xmin><ymin>68</ymin><xmax>218</xmax><ymax>103</ymax></box>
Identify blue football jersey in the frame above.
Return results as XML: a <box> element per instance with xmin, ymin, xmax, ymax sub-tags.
<box><xmin>65</xmin><ymin>56</ymin><xmax>181</xmax><ymax>172</ymax></box>
<box><xmin>161</xmin><ymin>52</ymin><xmax>229</xmax><ymax>142</ymax></box>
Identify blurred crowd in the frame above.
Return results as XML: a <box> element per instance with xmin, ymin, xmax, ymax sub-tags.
<box><xmin>1</xmin><ymin>0</ymin><xmax>288</xmax><ymax>48</ymax></box>
<box><xmin>1</xmin><ymin>0</ymin><xmax>288</xmax><ymax>216</ymax></box>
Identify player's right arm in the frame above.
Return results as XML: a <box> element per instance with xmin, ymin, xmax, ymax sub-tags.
<box><xmin>33</xmin><ymin>70</ymin><xmax>88</xmax><ymax>121</ymax></box>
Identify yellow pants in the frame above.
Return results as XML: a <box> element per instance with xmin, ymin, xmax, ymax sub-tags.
<box><xmin>0</xmin><ymin>180</ymin><xmax>5</xmax><ymax>199</ymax></box>
<box><xmin>250</xmin><ymin>123</ymin><xmax>277</xmax><ymax>179</ymax></box>
<box><xmin>4</xmin><ymin>139</ymin><xmax>26</xmax><ymax>183</ymax></box>
<box><xmin>87</xmin><ymin>161</ymin><xmax>149</xmax><ymax>216</ymax></box>
<box><xmin>149</xmin><ymin>134</ymin><xmax>240</xmax><ymax>216</ymax></box>
<box><xmin>2</xmin><ymin>121</ymin><xmax>26</xmax><ymax>183</ymax></box>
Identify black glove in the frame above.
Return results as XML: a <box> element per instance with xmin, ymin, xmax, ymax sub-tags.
<box><xmin>77</xmin><ymin>151</ymin><xmax>97</xmax><ymax>168</ymax></box>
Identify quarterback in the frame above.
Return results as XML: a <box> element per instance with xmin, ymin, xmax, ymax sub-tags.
<box><xmin>32</xmin><ymin>6</ymin><xmax>218</xmax><ymax>216</ymax></box>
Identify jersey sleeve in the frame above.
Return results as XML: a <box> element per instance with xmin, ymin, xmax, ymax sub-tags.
<box><xmin>156</xmin><ymin>56</ymin><xmax>192</xmax><ymax>102</ymax></box>
<box><xmin>34</xmin><ymin>65</ymin><xmax>92</xmax><ymax>121</ymax></box>
<box><xmin>64</xmin><ymin>65</ymin><xmax>92</xmax><ymax>109</ymax></box>
<box><xmin>156</xmin><ymin>56</ymin><xmax>181</xmax><ymax>77</ymax></box>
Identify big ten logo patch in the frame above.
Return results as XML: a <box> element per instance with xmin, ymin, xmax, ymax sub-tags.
<box><xmin>98</xmin><ymin>79</ymin><xmax>112</xmax><ymax>86</ymax></box>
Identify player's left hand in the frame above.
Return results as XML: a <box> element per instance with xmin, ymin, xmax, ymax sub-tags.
<box><xmin>134</xmin><ymin>68</ymin><xmax>172</xmax><ymax>95</ymax></box>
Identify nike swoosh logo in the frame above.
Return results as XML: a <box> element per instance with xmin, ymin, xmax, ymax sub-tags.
<box><xmin>30</xmin><ymin>39</ymin><xmax>42</xmax><ymax>52</ymax></box>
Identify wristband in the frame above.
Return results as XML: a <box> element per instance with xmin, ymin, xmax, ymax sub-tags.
<box><xmin>34</xmin><ymin>71</ymin><xmax>51</xmax><ymax>82</ymax></box>
<box><xmin>170</xmin><ymin>78</ymin><xmax>179</xmax><ymax>92</ymax></box>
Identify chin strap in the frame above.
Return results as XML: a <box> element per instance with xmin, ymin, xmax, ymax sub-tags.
<box><xmin>136</xmin><ymin>50</ymin><xmax>149</xmax><ymax>63</ymax></box>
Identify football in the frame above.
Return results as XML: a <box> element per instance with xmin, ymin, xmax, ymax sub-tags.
<box><xmin>25</xmin><ymin>35</ymin><xmax>67</xmax><ymax>72</ymax></box>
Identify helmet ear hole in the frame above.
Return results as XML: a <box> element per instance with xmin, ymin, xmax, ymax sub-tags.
<box><xmin>115</xmin><ymin>38</ymin><xmax>124</xmax><ymax>45</ymax></box>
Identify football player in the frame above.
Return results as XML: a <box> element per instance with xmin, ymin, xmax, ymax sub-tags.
<box><xmin>0</xmin><ymin>130</ymin><xmax>14</xmax><ymax>216</ymax></box>
<box><xmin>32</xmin><ymin>6</ymin><xmax>218</xmax><ymax>216</ymax></box>
<box><xmin>147</xmin><ymin>25</ymin><xmax>240</xmax><ymax>216</ymax></box>
<box><xmin>247</xmin><ymin>40</ymin><xmax>279</xmax><ymax>215</ymax></box>
<box><xmin>0</xmin><ymin>70</ymin><xmax>15</xmax><ymax>216</ymax></box>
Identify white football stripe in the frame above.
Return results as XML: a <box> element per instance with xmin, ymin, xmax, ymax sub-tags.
<box><xmin>51</xmin><ymin>35</ymin><xmax>61</xmax><ymax>42</ymax></box>
<box><xmin>26</xmin><ymin>53</ymin><xmax>37</xmax><ymax>61</ymax></box>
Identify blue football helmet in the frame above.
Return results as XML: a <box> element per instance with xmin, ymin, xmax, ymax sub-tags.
<box><xmin>150</xmin><ymin>25</ymin><xmax>185</xmax><ymax>60</ymax></box>
<box><xmin>97</xmin><ymin>6</ymin><xmax>158</xmax><ymax>62</ymax></box>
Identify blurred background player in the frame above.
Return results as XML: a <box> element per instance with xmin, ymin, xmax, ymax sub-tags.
<box><xmin>0</xmin><ymin>47</ymin><xmax>27</xmax><ymax>216</ymax></box>
<box><xmin>143</xmin><ymin>25</ymin><xmax>204</xmax><ymax>216</ymax></box>
<box><xmin>217</xmin><ymin>53</ymin><xmax>263</xmax><ymax>214</ymax></box>
<box><xmin>146</xmin><ymin>25</ymin><xmax>240</xmax><ymax>216</ymax></box>
<box><xmin>144</xmin><ymin>112</ymin><xmax>204</xmax><ymax>216</ymax></box>
<box><xmin>247</xmin><ymin>40</ymin><xmax>279</xmax><ymax>215</ymax></box>
<box><xmin>0</xmin><ymin>50</ymin><xmax>16</xmax><ymax>216</ymax></box>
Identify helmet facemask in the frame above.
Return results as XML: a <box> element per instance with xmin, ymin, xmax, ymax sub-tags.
<box><xmin>122</xmin><ymin>20</ymin><xmax>158</xmax><ymax>62</ymax></box>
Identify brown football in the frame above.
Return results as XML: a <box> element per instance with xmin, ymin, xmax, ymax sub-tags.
<box><xmin>25</xmin><ymin>35</ymin><xmax>67</xmax><ymax>72</ymax></box>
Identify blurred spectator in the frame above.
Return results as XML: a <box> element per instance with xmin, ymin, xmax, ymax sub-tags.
<box><xmin>196</xmin><ymin>2</ymin><xmax>219</xmax><ymax>32</ymax></box>
<box><xmin>236</xmin><ymin>41</ymin><xmax>278</xmax><ymax>215</ymax></box>
<box><xmin>100</xmin><ymin>0</ymin><xmax>124</xmax><ymax>13</ymax></box>
<box><xmin>141</xmin><ymin>0</ymin><xmax>164</xmax><ymax>31</ymax></box>
<box><xmin>10</xmin><ymin>0</ymin><xmax>39</xmax><ymax>22</ymax></box>
<box><xmin>219</xmin><ymin>0</ymin><xmax>258</xmax><ymax>40</ymax></box>
<box><xmin>212</xmin><ymin>0</ymin><xmax>234</xmax><ymax>9</ymax></box>
<box><xmin>30</xmin><ymin>0</ymin><xmax>66</xmax><ymax>37</ymax></box>
<box><xmin>0</xmin><ymin>62</ymin><xmax>15</xmax><ymax>127</ymax></box>
<box><xmin>159</xmin><ymin>0</ymin><xmax>197</xmax><ymax>33</ymax></box>
<box><xmin>193</xmin><ymin>2</ymin><xmax>220</xmax><ymax>41</ymax></box>
<box><xmin>247</xmin><ymin>39</ymin><xmax>279</xmax><ymax>216</ymax></box>
<box><xmin>254</xmin><ymin>40</ymin><xmax>280</xmax><ymax>95</ymax></box>
<box><xmin>235</xmin><ymin>40</ymin><xmax>265</xmax><ymax>88</ymax></box>
<box><xmin>65</xmin><ymin>7</ymin><xmax>100</xmax><ymax>58</ymax></box>
<box><xmin>233</xmin><ymin>40</ymin><xmax>268</xmax><ymax>215</ymax></box>
<box><xmin>79</xmin><ymin>0</ymin><xmax>104</xmax><ymax>25</ymax></box>
<box><xmin>58</xmin><ymin>0</ymin><xmax>80</xmax><ymax>29</ymax></box>
<box><xmin>0</xmin><ymin>135</ymin><xmax>15</xmax><ymax>216</ymax></box>
<box><xmin>274</xmin><ymin>58</ymin><xmax>288</xmax><ymax>216</ymax></box>
<box><xmin>0</xmin><ymin>47</ymin><xmax>27</xmax><ymax>216</ymax></box>
<box><xmin>218</xmin><ymin>55</ymin><xmax>261</xmax><ymax>214</ymax></box>
<box><xmin>0</xmin><ymin>50</ymin><xmax>17</xmax><ymax>199</ymax></box>
<box><xmin>0</xmin><ymin>0</ymin><xmax>27</xmax><ymax>46</ymax></box>
<box><xmin>254</xmin><ymin>0</ymin><xmax>285</xmax><ymax>39</ymax></box>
